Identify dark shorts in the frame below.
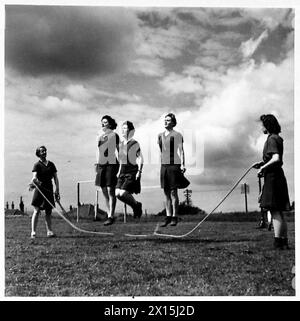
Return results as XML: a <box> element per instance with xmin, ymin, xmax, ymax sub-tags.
<box><xmin>260</xmin><ymin>168</ymin><xmax>290</xmax><ymax>211</ymax></box>
<box><xmin>31</xmin><ymin>186</ymin><xmax>55</xmax><ymax>211</ymax></box>
<box><xmin>160</xmin><ymin>164</ymin><xmax>190</xmax><ymax>191</ymax></box>
<box><xmin>116</xmin><ymin>173</ymin><xmax>141</xmax><ymax>194</ymax></box>
<box><xmin>95</xmin><ymin>164</ymin><xmax>119</xmax><ymax>188</ymax></box>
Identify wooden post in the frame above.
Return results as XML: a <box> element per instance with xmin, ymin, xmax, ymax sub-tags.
<box><xmin>124</xmin><ymin>203</ymin><xmax>127</xmax><ymax>223</ymax></box>
<box><xmin>94</xmin><ymin>190</ymin><xmax>99</xmax><ymax>220</ymax></box>
<box><xmin>244</xmin><ymin>183</ymin><xmax>248</xmax><ymax>214</ymax></box>
<box><xmin>77</xmin><ymin>182</ymin><xmax>80</xmax><ymax>222</ymax></box>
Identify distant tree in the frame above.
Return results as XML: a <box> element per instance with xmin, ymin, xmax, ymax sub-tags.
<box><xmin>19</xmin><ymin>197</ymin><xmax>24</xmax><ymax>212</ymax></box>
<box><xmin>157</xmin><ymin>202</ymin><xmax>206</xmax><ymax>216</ymax></box>
<box><xmin>291</xmin><ymin>201</ymin><xmax>295</xmax><ymax>211</ymax></box>
<box><xmin>183</xmin><ymin>189</ymin><xmax>193</xmax><ymax>206</ymax></box>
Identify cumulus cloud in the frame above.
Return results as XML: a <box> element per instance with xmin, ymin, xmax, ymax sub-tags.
<box><xmin>5</xmin><ymin>6</ymin><xmax>138</xmax><ymax>78</ymax></box>
<box><xmin>241</xmin><ymin>8</ymin><xmax>294</xmax><ymax>31</ymax></box>
<box><xmin>129</xmin><ymin>58</ymin><xmax>165</xmax><ymax>77</ymax></box>
<box><xmin>160</xmin><ymin>72</ymin><xmax>204</xmax><ymax>95</ymax></box>
<box><xmin>136</xmin><ymin>52</ymin><xmax>293</xmax><ymax>188</ymax></box>
<box><xmin>240</xmin><ymin>30</ymin><xmax>269</xmax><ymax>58</ymax></box>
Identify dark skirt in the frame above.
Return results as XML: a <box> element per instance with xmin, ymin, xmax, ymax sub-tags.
<box><xmin>160</xmin><ymin>164</ymin><xmax>190</xmax><ymax>191</ymax></box>
<box><xmin>95</xmin><ymin>164</ymin><xmax>119</xmax><ymax>187</ymax></box>
<box><xmin>260</xmin><ymin>168</ymin><xmax>290</xmax><ymax>211</ymax></box>
<box><xmin>116</xmin><ymin>173</ymin><xmax>141</xmax><ymax>194</ymax></box>
<box><xmin>31</xmin><ymin>185</ymin><xmax>55</xmax><ymax>211</ymax></box>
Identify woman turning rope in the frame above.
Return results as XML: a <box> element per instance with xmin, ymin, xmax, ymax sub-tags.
<box><xmin>253</xmin><ymin>114</ymin><xmax>291</xmax><ymax>249</ymax></box>
<box><xmin>95</xmin><ymin>115</ymin><xmax>120</xmax><ymax>226</ymax></box>
<box><xmin>29</xmin><ymin>146</ymin><xmax>60</xmax><ymax>239</ymax></box>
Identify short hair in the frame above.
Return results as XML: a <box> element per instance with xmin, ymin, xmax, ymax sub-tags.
<box><xmin>36</xmin><ymin>146</ymin><xmax>47</xmax><ymax>157</ymax></box>
<box><xmin>260</xmin><ymin>114</ymin><xmax>281</xmax><ymax>134</ymax></box>
<box><xmin>101</xmin><ymin>115</ymin><xmax>117</xmax><ymax>130</ymax></box>
<box><xmin>122</xmin><ymin>121</ymin><xmax>135</xmax><ymax>138</ymax></box>
<box><xmin>165</xmin><ymin>113</ymin><xmax>177</xmax><ymax>127</ymax></box>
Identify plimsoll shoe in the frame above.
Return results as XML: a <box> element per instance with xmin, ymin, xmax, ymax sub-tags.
<box><xmin>104</xmin><ymin>217</ymin><xmax>115</xmax><ymax>226</ymax></box>
<box><xmin>47</xmin><ymin>231</ymin><xmax>56</xmax><ymax>238</ymax></box>
<box><xmin>256</xmin><ymin>221</ymin><xmax>267</xmax><ymax>229</ymax></box>
<box><xmin>170</xmin><ymin>217</ymin><xmax>178</xmax><ymax>226</ymax></box>
<box><xmin>133</xmin><ymin>202</ymin><xmax>143</xmax><ymax>218</ymax></box>
<box><xmin>160</xmin><ymin>216</ymin><xmax>172</xmax><ymax>227</ymax></box>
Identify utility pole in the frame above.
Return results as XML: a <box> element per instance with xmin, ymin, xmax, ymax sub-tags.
<box><xmin>183</xmin><ymin>189</ymin><xmax>192</xmax><ymax>206</ymax></box>
<box><xmin>241</xmin><ymin>183</ymin><xmax>249</xmax><ymax>214</ymax></box>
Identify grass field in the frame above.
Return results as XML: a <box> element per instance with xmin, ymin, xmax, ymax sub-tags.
<box><xmin>5</xmin><ymin>213</ymin><xmax>295</xmax><ymax>297</ymax></box>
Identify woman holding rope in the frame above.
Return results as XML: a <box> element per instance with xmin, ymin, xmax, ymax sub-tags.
<box><xmin>115</xmin><ymin>121</ymin><xmax>143</xmax><ymax>218</ymax></box>
<box><xmin>29</xmin><ymin>146</ymin><xmax>60</xmax><ymax>239</ymax></box>
<box><xmin>253</xmin><ymin>114</ymin><xmax>291</xmax><ymax>250</ymax></box>
<box><xmin>95</xmin><ymin>115</ymin><xmax>120</xmax><ymax>226</ymax></box>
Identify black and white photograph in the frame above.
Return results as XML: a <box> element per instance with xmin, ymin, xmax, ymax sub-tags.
<box><xmin>2</xmin><ymin>0</ymin><xmax>298</xmax><ymax>301</ymax></box>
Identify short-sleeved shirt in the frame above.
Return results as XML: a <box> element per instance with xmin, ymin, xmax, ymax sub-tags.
<box><xmin>32</xmin><ymin>161</ymin><xmax>57</xmax><ymax>188</ymax></box>
<box><xmin>119</xmin><ymin>139</ymin><xmax>141</xmax><ymax>174</ymax></box>
<box><xmin>263</xmin><ymin>134</ymin><xmax>283</xmax><ymax>169</ymax></box>
<box><xmin>158</xmin><ymin>130</ymin><xmax>183</xmax><ymax>165</ymax></box>
<box><xmin>97</xmin><ymin>131</ymin><xmax>119</xmax><ymax>165</ymax></box>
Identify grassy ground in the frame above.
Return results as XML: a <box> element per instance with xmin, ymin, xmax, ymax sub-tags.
<box><xmin>5</xmin><ymin>214</ymin><xmax>295</xmax><ymax>297</ymax></box>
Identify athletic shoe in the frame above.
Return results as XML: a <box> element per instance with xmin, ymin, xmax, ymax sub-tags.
<box><xmin>104</xmin><ymin>217</ymin><xmax>115</xmax><ymax>226</ymax></box>
<box><xmin>256</xmin><ymin>221</ymin><xmax>267</xmax><ymax>229</ymax></box>
<box><xmin>170</xmin><ymin>217</ymin><xmax>178</xmax><ymax>226</ymax></box>
<box><xmin>30</xmin><ymin>232</ymin><xmax>36</xmax><ymax>239</ymax></box>
<box><xmin>47</xmin><ymin>231</ymin><xmax>56</xmax><ymax>238</ymax></box>
<box><xmin>133</xmin><ymin>202</ymin><xmax>143</xmax><ymax>218</ymax></box>
<box><xmin>273</xmin><ymin>237</ymin><xmax>284</xmax><ymax>250</ymax></box>
<box><xmin>282</xmin><ymin>238</ymin><xmax>290</xmax><ymax>250</ymax></box>
<box><xmin>160</xmin><ymin>216</ymin><xmax>172</xmax><ymax>227</ymax></box>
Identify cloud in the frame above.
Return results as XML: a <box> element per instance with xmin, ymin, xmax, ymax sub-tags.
<box><xmin>129</xmin><ymin>58</ymin><xmax>165</xmax><ymax>77</ymax></box>
<box><xmin>136</xmin><ymin>52</ymin><xmax>293</xmax><ymax>188</ymax></box>
<box><xmin>134</xmin><ymin>24</ymin><xmax>193</xmax><ymax>59</ymax></box>
<box><xmin>5</xmin><ymin>6</ymin><xmax>138</xmax><ymax>78</ymax></box>
<box><xmin>240</xmin><ymin>30</ymin><xmax>269</xmax><ymax>58</ymax></box>
<box><xmin>159</xmin><ymin>72</ymin><xmax>204</xmax><ymax>95</ymax></box>
<box><xmin>241</xmin><ymin>8</ymin><xmax>294</xmax><ymax>31</ymax></box>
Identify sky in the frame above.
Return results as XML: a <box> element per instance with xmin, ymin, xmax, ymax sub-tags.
<box><xmin>3</xmin><ymin>2</ymin><xmax>295</xmax><ymax>215</ymax></box>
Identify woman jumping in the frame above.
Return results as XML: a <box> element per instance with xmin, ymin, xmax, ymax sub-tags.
<box><xmin>115</xmin><ymin>121</ymin><xmax>143</xmax><ymax>218</ymax></box>
<box><xmin>95</xmin><ymin>115</ymin><xmax>119</xmax><ymax>226</ymax></box>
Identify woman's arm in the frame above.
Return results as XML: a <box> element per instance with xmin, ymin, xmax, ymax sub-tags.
<box><xmin>178</xmin><ymin>140</ymin><xmax>186</xmax><ymax>172</ymax></box>
<box><xmin>53</xmin><ymin>172</ymin><xmax>60</xmax><ymax>194</ymax></box>
<box><xmin>257</xmin><ymin>153</ymin><xmax>280</xmax><ymax>175</ymax></box>
<box><xmin>136</xmin><ymin>150</ymin><xmax>144</xmax><ymax>179</ymax></box>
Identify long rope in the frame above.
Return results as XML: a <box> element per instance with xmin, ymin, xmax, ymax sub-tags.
<box><xmin>153</xmin><ymin>165</ymin><xmax>254</xmax><ymax>238</ymax></box>
<box><xmin>31</xmin><ymin>164</ymin><xmax>254</xmax><ymax>239</ymax></box>
<box><xmin>32</xmin><ymin>182</ymin><xmax>114</xmax><ymax>236</ymax></box>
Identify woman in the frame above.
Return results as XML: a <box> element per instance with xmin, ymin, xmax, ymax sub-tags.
<box><xmin>253</xmin><ymin>114</ymin><xmax>291</xmax><ymax>249</ymax></box>
<box><xmin>115</xmin><ymin>121</ymin><xmax>143</xmax><ymax>218</ymax></box>
<box><xmin>95</xmin><ymin>115</ymin><xmax>119</xmax><ymax>226</ymax></box>
<box><xmin>158</xmin><ymin>113</ymin><xmax>189</xmax><ymax>227</ymax></box>
<box><xmin>30</xmin><ymin>146</ymin><xmax>60</xmax><ymax>238</ymax></box>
